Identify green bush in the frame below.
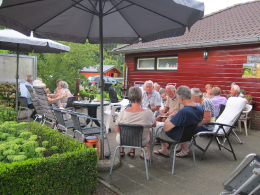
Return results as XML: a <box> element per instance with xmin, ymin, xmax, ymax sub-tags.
<box><xmin>0</xmin><ymin>105</ymin><xmax>17</xmax><ymax>123</ymax></box>
<box><xmin>0</xmin><ymin>122</ymin><xmax>98</xmax><ymax>195</ymax></box>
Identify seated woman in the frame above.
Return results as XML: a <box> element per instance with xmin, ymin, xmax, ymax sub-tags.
<box><xmin>57</xmin><ymin>81</ymin><xmax>72</xmax><ymax>108</ymax></box>
<box><xmin>115</xmin><ymin>86</ymin><xmax>156</xmax><ymax>160</ymax></box>
<box><xmin>203</xmin><ymin>84</ymin><xmax>213</xmax><ymax>99</ymax></box>
<box><xmin>211</xmin><ymin>87</ymin><xmax>227</xmax><ymax>119</ymax></box>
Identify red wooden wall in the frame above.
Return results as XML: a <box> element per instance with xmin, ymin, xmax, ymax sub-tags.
<box><xmin>125</xmin><ymin>43</ymin><xmax>260</xmax><ymax>110</ymax></box>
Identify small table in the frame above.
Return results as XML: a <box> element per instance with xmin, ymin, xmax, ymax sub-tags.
<box><xmin>73</xmin><ymin>100</ymin><xmax>110</xmax><ymax>126</ymax></box>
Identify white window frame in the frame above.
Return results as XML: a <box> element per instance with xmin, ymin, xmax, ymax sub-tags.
<box><xmin>157</xmin><ymin>56</ymin><xmax>178</xmax><ymax>70</ymax></box>
<box><xmin>137</xmin><ymin>58</ymin><xmax>155</xmax><ymax>70</ymax></box>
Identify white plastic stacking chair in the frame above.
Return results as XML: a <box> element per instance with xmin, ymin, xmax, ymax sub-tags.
<box><xmin>238</xmin><ymin>104</ymin><xmax>252</xmax><ymax>136</ymax></box>
<box><xmin>104</xmin><ymin>99</ymin><xmax>130</xmax><ymax>133</ymax></box>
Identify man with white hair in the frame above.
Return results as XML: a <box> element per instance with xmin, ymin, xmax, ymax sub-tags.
<box><xmin>230</xmin><ymin>85</ymin><xmax>244</xmax><ymax>98</ymax></box>
<box><xmin>142</xmin><ymin>80</ymin><xmax>161</xmax><ymax>112</ymax></box>
<box><xmin>19</xmin><ymin>75</ymin><xmax>36</xmax><ymax>118</ymax></box>
<box><xmin>157</xmin><ymin>85</ymin><xmax>184</xmax><ymax>122</ymax></box>
<box><xmin>153</xmin><ymin>83</ymin><xmax>160</xmax><ymax>92</ymax></box>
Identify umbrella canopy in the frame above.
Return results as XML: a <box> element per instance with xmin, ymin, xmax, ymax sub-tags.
<box><xmin>0</xmin><ymin>29</ymin><xmax>70</xmax><ymax>53</ymax></box>
<box><xmin>0</xmin><ymin>0</ymin><xmax>204</xmax><ymax>159</ymax></box>
<box><xmin>0</xmin><ymin>29</ymin><xmax>70</xmax><ymax>112</ymax></box>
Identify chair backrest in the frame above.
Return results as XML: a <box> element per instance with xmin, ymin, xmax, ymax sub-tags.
<box><xmin>223</xmin><ymin>153</ymin><xmax>260</xmax><ymax>194</ymax></box>
<box><xmin>166</xmin><ymin>83</ymin><xmax>177</xmax><ymax>88</ymax></box>
<box><xmin>134</xmin><ymin>81</ymin><xmax>144</xmax><ymax>87</ymax></box>
<box><xmin>33</xmin><ymin>86</ymin><xmax>56</xmax><ymax>121</ymax></box>
<box><xmin>53</xmin><ymin>108</ymin><xmax>66</xmax><ymax>127</ymax></box>
<box><xmin>216</xmin><ymin>104</ymin><xmax>226</xmax><ymax>120</ymax></box>
<box><xmin>215</xmin><ymin>97</ymin><xmax>247</xmax><ymax>134</ymax></box>
<box><xmin>178</xmin><ymin>124</ymin><xmax>198</xmax><ymax>144</ymax></box>
<box><xmin>65</xmin><ymin>96</ymin><xmax>76</xmax><ymax>108</ymax></box>
<box><xmin>71</xmin><ymin>112</ymin><xmax>82</xmax><ymax>132</ymax></box>
<box><xmin>108</xmin><ymin>86</ymin><xmax>118</xmax><ymax>103</ymax></box>
<box><xmin>118</xmin><ymin>124</ymin><xmax>144</xmax><ymax>147</ymax></box>
<box><xmin>19</xmin><ymin>96</ymin><xmax>28</xmax><ymax>107</ymax></box>
<box><xmin>25</xmin><ymin>85</ymin><xmax>43</xmax><ymax>115</ymax></box>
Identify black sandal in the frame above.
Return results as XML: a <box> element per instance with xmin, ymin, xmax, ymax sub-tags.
<box><xmin>120</xmin><ymin>151</ymin><xmax>125</xmax><ymax>157</ymax></box>
<box><xmin>127</xmin><ymin>151</ymin><xmax>135</xmax><ymax>158</ymax></box>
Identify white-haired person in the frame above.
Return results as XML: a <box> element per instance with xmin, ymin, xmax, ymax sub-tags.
<box><xmin>174</xmin><ymin>88</ymin><xmax>215</xmax><ymax>158</ymax></box>
<box><xmin>115</xmin><ymin>86</ymin><xmax>156</xmax><ymax>160</ymax></box>
<box><xmin>142</xmin><ymin>80</ymin><xmax>161</xmax><ymax>112</ymax></box>
<box><xmin>55</xmin><ymin>81</ymin><xmax>72</xmax><ymax>108</ymax></box>
<box><xmin>153</xmin><ymin>83</ymin><xmax>160</xmax><ymax>92</ymax></box>
<box><xmin>230</xmin><ymin>84</ymin><xmax>244</xmax><ymax>98</ymax></box>
<box><xmin>156</xmin><ymin>85</ymin><xmax>184</xmax><ymax>122</ymax></box>
<box><xmin>19</xmin><ymin>75</ymin><xmax>36</xmax><ymax>118</ymax></box>
<box><xmin>153</xmin><ymin>86</ymin><xmax>203</xmax><ymax>158</ymax></box>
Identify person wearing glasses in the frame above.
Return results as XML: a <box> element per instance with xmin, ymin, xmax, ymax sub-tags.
<box><xmin>141</xmin><ymin>80</ymin><xmax>161</xmax><ymax>112</ymax></box>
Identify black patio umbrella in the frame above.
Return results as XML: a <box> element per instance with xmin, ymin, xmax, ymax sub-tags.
<box><xmin>0</xmin><ymin>29</ymin><xmax>70</xmax><ymax>113</ymax></box>
<box><xmin>0</xmin><ymin>0</ymin><xmax>204</xmax><ymax>159</ymax></box>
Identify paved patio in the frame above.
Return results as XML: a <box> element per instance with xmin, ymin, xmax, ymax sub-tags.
<box><xmin>18</xmin><ymin>107</ymin><xmax>260</xmax><ymax>195</ymax></box>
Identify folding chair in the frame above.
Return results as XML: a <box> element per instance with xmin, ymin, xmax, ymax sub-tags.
<box><xmin>153</xmin><ymin>123</ymin><xmax>198</xmax><ymax>174</ymax></box>
<box><xmin>52</xmin><ymin>108</ymin><xmax>85</xmax><ymax>136</ymax></box>
<box><xmin>110</xmin><ymin>124</ymin><xmax>151</xmax><ymax>180</ymax></box>
<box><xmin>65</xmin><ymin>96</ymin><xmax>76</xmax><ymax>111</ymax></box>
<box><xmin>33</xmin><ymin>86</ymin><xmax>56</xmax><ymax>127</ymax></box>
<box><xmin>221</xmin><ymin>153</ymin><xmax>260</xmax><ymax>195</ymax></box>
<box><xmin>104</xmin><ymin>99</ymin><xmax>130</xmax><ymax>133</ymax></box>
<box><xmin>166</xmin><ymin>83</ymin><xmax>177</xmax><ymax>88</ymax></box>
<box><xmin>70</xmin><ymin>112</ymin><xmax>111</xmax><ymax>156</ymax></box>
<box><xmin>17</xmin><ymin>96</ymin><xmax>30</xmax><ymax>122</ymax></box>
<box><xmin>193</xmin><ymin>97</ymin><xmax>247</xmax><ymax>160</ymax></box>
<box><xmin>238</xmin><ymin>104</ymin><xmax>253</xmax><ymax>136</ymax></box>
<box><xmin>216</xmin><ymin>104</ymin><xmax>226</xmax><ymax>120</ymax></box>
<box><xmin>25</xmin><ymin>85</ymin><xmax>43</xmax><ymax>123</ymax></box>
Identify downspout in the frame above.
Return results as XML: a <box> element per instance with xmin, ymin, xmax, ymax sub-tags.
<box><xmin>120</xmin><ymin>53</ymin><xmax>128</xmax><ymax>89</ymax></box>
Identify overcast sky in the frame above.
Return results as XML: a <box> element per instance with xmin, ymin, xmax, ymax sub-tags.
<box><xmin>199</xmin><ymin>0</ymin><xmax>256</xmax><ymax>15</ymax></box>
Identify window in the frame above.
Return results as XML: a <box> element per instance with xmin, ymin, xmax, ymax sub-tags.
<box><xmin>157</xmin><ymin>56</ymin><xmax>178</xmax><ymax>70</ymax></box>
<box><xmin>137</xmin><ymin>58</ymin><xmax>155</xmax><ymax>70</ymax></box>
<box><xmin>136</xmin><ymin>56</ymin><xmax>178</xmax><ymax>71</ymax></box>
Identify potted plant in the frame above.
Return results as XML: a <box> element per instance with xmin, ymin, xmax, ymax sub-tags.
<box><xmin>244</xmin><ymin>94</ymin><xmax>252</xmax><ymax>102</ymax></box>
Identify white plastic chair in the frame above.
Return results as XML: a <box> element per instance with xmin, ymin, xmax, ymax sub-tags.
<box><xmin>238</xmin><ymin>104</ymin><xmax>252</xmax><ymax>136</ymax></box>
<box><xmin>166</xmin><ymin>83</ymin><xmax>177</xmax><ymax>88</ymax></box>
<box><xmin>104</xmin><ymin>99</ymin><xmax>130</xmax><ymax>133</ymax></box>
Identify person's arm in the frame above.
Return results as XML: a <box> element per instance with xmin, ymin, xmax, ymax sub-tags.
<box><xmin>48</xmin><ymin>92</ymin><xmax>67</xmax><ymax>103</ymax></box>
<box><xmin>202</xmin><ymin>111</ymin><xmax>211</xmax><ymax>124</ymax></box>
<box><xmin>160</xmin><ymin>106</ymin><xmax>169</xmax><ymax>115</ymax></box>
<box><xmin>115</xmin><ymin>125</ymin><xmax>119</xmax><ymax>132</ymax></box>
<box><xmin>151</xmin><ymin>106</ymin><xmax>160</xmax><ymax>112</ymax></box>
<box><xmin>163</xmin><ymin>117</ymin><xmax>175</xmax><ymax>132</ymax></box>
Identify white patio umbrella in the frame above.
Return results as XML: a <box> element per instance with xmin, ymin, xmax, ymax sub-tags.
<box><xmin>0</xmin><ymin>0</ymin><xmax>204</xmax><ymax>159</ymax></box>
<box><xmin>0</xmin><ymin>29</ymin><xmax>70</xmax><ymax>112</ymax></box>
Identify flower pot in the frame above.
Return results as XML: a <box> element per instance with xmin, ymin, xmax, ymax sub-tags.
<box><xmin>245</xmin><ymin>97</ymin><xmax>252</xmax><ymax>102</ymax></box>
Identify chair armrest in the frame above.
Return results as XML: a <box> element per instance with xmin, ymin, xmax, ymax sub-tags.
<box><xmin>206</xmin><ymin>122</ymin><xmax>235</xmax><ymax>128</ymax></box>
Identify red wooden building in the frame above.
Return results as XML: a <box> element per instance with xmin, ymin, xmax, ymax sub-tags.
<box><xmin>113</xmin><ymin>1</ymin><xmax>260</xmax><ymax>130</ymax></box>
<box><xmin>80</xmin><ymin>65</ymin><xmax>122</xmax><ymax>78</ymax></box>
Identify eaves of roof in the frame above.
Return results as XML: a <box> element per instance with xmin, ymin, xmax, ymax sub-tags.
<box><xmin>112</xmin><ymin>37</ymin><xmax>260</xmax><ymax>54</ymax></box>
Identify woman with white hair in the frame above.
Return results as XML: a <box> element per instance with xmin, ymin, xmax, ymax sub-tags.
<box><xmin>57</xmin><ymin>81</ymin><xmax>72</xmax><ymax>108</ymax></box>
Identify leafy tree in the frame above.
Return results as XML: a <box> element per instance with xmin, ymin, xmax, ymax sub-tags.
<box><xmin>33</xmin><ymin>41</ymin><xmax>100</xmax><ymax>93</ymax></box>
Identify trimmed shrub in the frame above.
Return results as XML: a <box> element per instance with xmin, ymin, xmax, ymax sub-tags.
<box><xmin>0</xmin><ymin>122</ymin><xmax>98</xmax><ymax>195</ymax></box>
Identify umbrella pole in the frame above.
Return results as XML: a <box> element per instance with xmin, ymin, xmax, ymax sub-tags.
<box><xmin>16</xmin><ymin>44</ymin><xmax>19</xmax><ymax>116</ymax></box>
<box><xmin>99</xmin><ymin>0</ymin><xmax>104</xmax><ymax>160</ymax></box>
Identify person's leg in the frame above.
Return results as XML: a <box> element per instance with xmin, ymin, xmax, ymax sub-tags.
<box><xmin>153</xmin><ymin>128</ymin><xmax>175</xmax><ymax>156</ymax></box>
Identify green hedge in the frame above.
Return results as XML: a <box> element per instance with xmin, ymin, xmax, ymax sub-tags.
<box><xmin>0</xmin><ymin>122</ymin><xmax>98</xmax><ymax>195</ymax></box>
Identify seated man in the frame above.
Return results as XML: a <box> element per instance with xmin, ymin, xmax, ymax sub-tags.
<box><xmin>153</xmin><ymin>86</ymin><xmax>203</xmax><ymax>157</ymax></box>
<box><xmin>211</xmin><ymin>87</ymin><xmax>227</xmax><ymax>119</ymax></box>
<box><xmin>229</xmin><ymin>84</ymin><xmax>244</xmax><ymax>98</ymax></box>
<box><xmin>153</xmin><ymin>83</ymin><xmax>160</xmax><ymax>92</ymax></box>
<box><xmin>156</xmin><ymin>85</ymin><xmax>184</xmax><ymax>122</ymax></box>
<box><xmin>159</xmin><ymin>88</ymin><xmax>167</xmax><ymax>105</ymax></box>
<box><xmin>19</xmin><ymin>75</ymin><xmax>36</xmax><ymax>118</ymax></box>
<box><xmin>142</xmin><ymin>80</ymin><xmax>161</xmax><ymax>112</ymax></box>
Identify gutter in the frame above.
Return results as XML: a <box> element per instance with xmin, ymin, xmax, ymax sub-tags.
<box><xmin>112</xmin><ymin>37</ymin><xmax>260</xmax><ymax>54</ymax></box>
<box><xmin>120</xmin><ymin>53</ymin><xmax>128</xmax><ymax>90</ymax></box>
